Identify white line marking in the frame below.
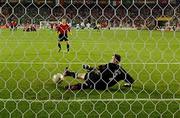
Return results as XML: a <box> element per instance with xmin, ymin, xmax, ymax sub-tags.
<box><xmin>0</xmin><ymin>62</ymin><xmax>179</xmax><ymax>65</ymax></box>
<box><xmin>0</xmin><ymin>98</ymin><xmax>179</xmax><ymax>102</ymax></box>
<box><xmin>0</xmin><ymin>41</ymin><xmax>179</xmax><ymax>45</ymax></box>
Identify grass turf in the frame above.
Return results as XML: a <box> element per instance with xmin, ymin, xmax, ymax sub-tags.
<box><xmin>0</xmin><ymin>29</ymin><xmax>179</xmax><ymax>118</ymax></box>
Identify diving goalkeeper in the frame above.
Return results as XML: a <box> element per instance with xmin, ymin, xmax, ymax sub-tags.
<box><xmin>63</xmin><ymin>54</ymin><xmax>134</xmax><ymax>90</ymax></box>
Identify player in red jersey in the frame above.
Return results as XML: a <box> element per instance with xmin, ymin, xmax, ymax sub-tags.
<box><xmin>10</xmin><ymin>21</ymin><xmax>17</xmax><ymax>31</ymax></box>
<box><xmin>56</xmin><ymin>19</ymin><xmax>71</xmax><ymax>52</ymax></box>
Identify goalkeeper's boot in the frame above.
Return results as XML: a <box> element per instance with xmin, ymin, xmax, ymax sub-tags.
<box><xmin>63</xmin><ymin>67</ymin><xmax>69</xmax><ymax>77</ymax></box>
<box><xmin>63</xmin><ymin>67</ymin><xmax>76</xmax><ymax>78</ymax></box>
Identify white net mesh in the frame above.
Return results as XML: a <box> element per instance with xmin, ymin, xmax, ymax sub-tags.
<box><xmin>0</xmin><ymin>0</ymin><xmax>180</xmax><ymax>117</ymax></box>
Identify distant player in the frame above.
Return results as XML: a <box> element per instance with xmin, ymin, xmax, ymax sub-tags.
<box><xmin>30</xmin><ymin>24</ymin><xmax>36</xmax><ymax>31</ymax></box>
<box><xmin>76</xmin><ymin>23</ymin><xmax>80</xmax><ymax>29</ymax></box>
<box><xmin>63</xmin><ymin>54</ymin><xmax>134</xmax><ymax>90</ymax></box>
<box><xmin>10</xmin><ymin>21</ymin><xmax>17</xmax><ymax>31</ymax></box>
<box><xmin>50</xmin><ymin>23</ymin><xmax>54</xmax><ymax>30</ymax></box>
<box><xmin>86</xmin><ymin>23</ymin><xmax>91</xmax><ymax>29</ymax></box>
<box><xmin>56</xmin><ymin>19</ymin><xmax>71</xmax><ymax>52</ymax></box>
<box><xmin>80</xmin><ymin>21</ymin><xmax>85</xmax><ymax>29</ymax></box>
<box><xmin>13</xmin><ymin>21</ymin><xmax>17</xmax><ymax>30</ymax></box>
<box><xmin>94</xmin><ymin>23</ymin><xmax>101</xmax><ymax>31</ymax></box>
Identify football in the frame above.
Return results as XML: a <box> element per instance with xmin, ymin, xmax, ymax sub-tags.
<box><xmin>52</xmin><ymin>73</ymin><xmax>64</xmax><ymax>84</ymax></box>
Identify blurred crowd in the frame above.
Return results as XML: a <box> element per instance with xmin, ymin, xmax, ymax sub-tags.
<box><xmin>0</xmin><ymin>2</ymin><xmax>180</xmax><ymax>30</ymax></box>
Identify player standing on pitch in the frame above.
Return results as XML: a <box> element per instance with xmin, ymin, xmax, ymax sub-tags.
<box><xmin>62</xmin><ymin>54</ymin><xmax>134</xmax><ymax>90</ymax></box>
<box><xmin>56</xmin><ymin>19</ymin><xmax>71</xmax><ymax>52</ymax></box>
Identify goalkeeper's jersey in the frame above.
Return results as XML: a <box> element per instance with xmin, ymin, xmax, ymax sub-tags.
<box><xmin>95</xmin><ymin>63</ymin><xmax>134</xmax><ymax>88</ymax></box>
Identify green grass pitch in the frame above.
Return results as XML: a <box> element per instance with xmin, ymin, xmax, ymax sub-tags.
<box><xmin>0</xmin><ymin>29</ymin><xmax>179</xmax><ymax>118</ymax></box>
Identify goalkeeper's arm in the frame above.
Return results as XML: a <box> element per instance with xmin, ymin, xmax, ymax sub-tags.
<box><xmin>82</xmin><ymin>64</ymin><xmax>106</xmax><ymax>72</ymax></box>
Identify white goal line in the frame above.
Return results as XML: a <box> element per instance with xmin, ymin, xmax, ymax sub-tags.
<box><xmin>0</xmin><ymin>98</ymin><xmax>179</xmax><ymax>103</ymax></box>
<box><xmin>0</xmin><ymin>62</ymin><xmax>179</xmax><ymax>65</ymax></box>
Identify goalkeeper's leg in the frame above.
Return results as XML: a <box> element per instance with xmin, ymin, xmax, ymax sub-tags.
<box><xmin>65</xmin><ymin>83</ymin><xmax>89</xmax><ymax>90</ymax></box>
<box><xmin>63</xmin><ymin>67</ymin><xmax>90</xmax><ymax>90</ymax></box>
<box><xmin>63</xmin><ymin>67</ymin><xmax>85</xmax><ymax>80</ymax></box>
<box><xmin>63</xmin><ymin>67</ymin><xmax>102</xmax><ymax>90</ymax></box>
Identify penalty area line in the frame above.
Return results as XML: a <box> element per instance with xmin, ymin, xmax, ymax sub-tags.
<box><xmin>0</xmin><ymin>98</ymin><xmax>180</xmax><ymax>102</ymax></box>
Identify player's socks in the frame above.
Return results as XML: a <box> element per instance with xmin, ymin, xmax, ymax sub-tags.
<box><xmin>67</xmin><ymin>44</ymin><xmax>70</xmax><ymax>52</ymax></box>
<box><xmin>64</xmin><ymin>67</ymin><xmax>76</xmax><ymax>78</ymax></box>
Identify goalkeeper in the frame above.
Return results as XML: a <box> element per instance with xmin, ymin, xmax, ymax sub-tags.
<box><xmin>63</xmin><ymin>54</ymin><xmax>134</xmax><ymax>90</ymax></box>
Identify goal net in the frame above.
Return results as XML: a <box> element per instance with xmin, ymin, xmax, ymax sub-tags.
<box><xmin>0</xmin><ymin>0</ymin><xmax>179</xmax><ymax>117</ymax></box>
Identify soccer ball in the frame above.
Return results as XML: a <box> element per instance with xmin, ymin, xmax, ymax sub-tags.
<box><xmin>52</xmin><ymin>73</ymin><xmax>64</xmax><ymax>84</ymax></box>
